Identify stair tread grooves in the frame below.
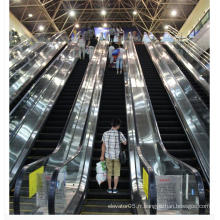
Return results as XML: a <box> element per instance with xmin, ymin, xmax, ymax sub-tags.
<box><xmin>24</xmin><ymin>58</ymin><xmax>89</xmax><ymax>166</ymax></box>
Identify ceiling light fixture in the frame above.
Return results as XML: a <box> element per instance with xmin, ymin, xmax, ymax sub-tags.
<box><xmin>164</xmin><ymin>25</ymin><xmax>168</xmax><ymax>30</ymax></box>
<box><xmin>171</xmin><ymin>10</ymin><xmax>177</xmax><ymax>16</ymax></box>
<box><xmin>133</xmin><ymin>10</ymin><xmax>137</xmax><ymax>15</ymax></box>
<box><xmin>101</xmin><ymin>9</ymin><xmax>107</xmax><ymax>16</ymax></box>
<box><xmin>38</xmin><ymin>25</ymin><xmax>45</xmax><ymax>31</ymax></box>
<box><xmin>69</xmin><ymin>10</ymin><xmax>76</xmax><ymax>17</ymax></box>
<box><xmin>28</xmin><ymin>13</ymin><xmax>33</xmax><ymax>18</ymax></box>
<box><xmin>75</xmin><ymin>23</ymin><xmax>80</xmax><ymax>28</ymax></box>
<box><xmin>103</xmin><ymin>23</ymin><xmax>107</xmax><ymax>27</ymax></box>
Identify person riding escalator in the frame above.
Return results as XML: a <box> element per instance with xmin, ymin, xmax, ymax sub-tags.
<box><xmin>100</xmin><ymin>118</ymin><xmax>127</xmax><ymax>194</ymax></box>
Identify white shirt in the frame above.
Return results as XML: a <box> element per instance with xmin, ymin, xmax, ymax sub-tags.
<box><xmin>117</xmin><ymin>48</ymin><xmax>125</xmax><ymax>59</ymax></box>
<box><xmin>109</xmin><ymin>46</ymin><xmax>115</xmax><ymax>57</ymax></box>
<box><xmin>78</xmin><ymin>38</ymin><xmax>85</xmax><ymax>47</ymax></box>
<box><xmin>102</xmin><ymin>129</ymin><xmax>127</xmax><ymax>159</ymax></box>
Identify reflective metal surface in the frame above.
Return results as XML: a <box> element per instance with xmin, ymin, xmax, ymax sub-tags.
<box><xmin>123</xmin><ymin>33</ymin><xmax>206</xmax><ymax>214</ymax></box>
<box><xmin>144</xmin><ymin>36</ymin><xmax>209</xmax><ymax>184</ymax></box>
<box><xmin>154</xmin><ymin>42</ymin><xmax>209</xmax><ymax>132</ymax></box>
<box><xmin>9</xmin><ymin>39</ymin><xmax>45</xmax><ymax>69</ymax></box>
<box><xmin>164</xmin><ymin>41</ymin><xmax>209</xmax><ymax>95</ymax></box>
<box><xmin>13</xmin><ymin>39</ymin><xmax>108</xmax><ymax>214</ymax></box>
<box><xmin>167</xmin><ymin>26</ymin><xmax>210</xmax><ymax>69</ymax></box>
<box><xmin>10</xmin><ymin>32</ymin><xmax>68</xmax><ymax>105</ymax></box>
<box><xmin>10</xmin><ymin>43</ymin><xmax>79</xmax><ymax>186</ymax></box>
<box><xmin>50</xmin><ymin>40</ymin><xmax>108</xmax><ymax>214</ymax></box>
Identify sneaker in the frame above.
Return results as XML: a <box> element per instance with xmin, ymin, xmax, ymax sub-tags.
<box><xmin>107</xmin><ymin>189</ymin><xmax>112</xmax><ymax>194</ymax></box>
<box><xmin>112</xmin><ymin>189</ymin><xmax>118</xmax><ymax>194</ymax></box>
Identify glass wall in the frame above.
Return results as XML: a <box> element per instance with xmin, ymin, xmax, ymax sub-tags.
<box><xmin>188</xmin><ymin>10</ymin><xmax>210</xmax><ymax>39</ymax></box>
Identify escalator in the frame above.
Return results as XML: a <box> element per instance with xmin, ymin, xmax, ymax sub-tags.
<box><xmin>10</xmin><ymin>58</ymin><xmax>89</xmax><ymax>214</ymax></box>
<box><xmin>135</xmin><ymin>44</ymin><xmax>209</xmax><ymax>212</ymax></box>
<box><xmin>79</xmin><ymin>64</ymin><xmax>133</xmax><ymax>215</ymax></box>
<box><xmin>25</xmin><ymin>57</ymin><xmax>89</xmax><ymax>165</ymax></box>
<box><xmin>163</xmin><ymin>44</ymin><xmax>209</xmax><ymax>108</ymax></box>
<box><xmin>10</xmin><ymin>44</ymin><xmax>66</xmax><ymax>111</ymax></box>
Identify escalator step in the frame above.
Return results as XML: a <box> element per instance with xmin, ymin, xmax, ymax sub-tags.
<box><xmin>24</xmin><ymin>58</ymin><xmax>89</xmax><ymax>165</ymax></box>
<box><xmin>135</xmin><ymin>44</ymin><xmax>209</xmax><ymax>209</ymax></box>
<box><xmin>81</xmin><ymin>62</ymin><xmax>131</xmax><ymax>214</ymax></box>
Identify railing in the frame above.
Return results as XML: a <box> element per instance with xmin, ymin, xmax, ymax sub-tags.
<box><xmin>9</xmin><ymin>32</ymin><xmax>68</xmax><ymax>105</ymax></box>
<box><xmin>168</xmin><ymin>25</ymin><xmax>210</xmax><ymax>67</ymax></box>
<box><xmin>147</xmin><ymin>33</ymin><xmax>210</xmax><ymax>184</ymax></box>
<box><xmin>13</xmin><ymin>39</ymin><xmax>108</xmax><ymax>214</ymax></box>
<box><xmin>163</xmin><ymin>41</ymin><xmax>209</xmax><ymax>94</ymax></box>
<box><xmin>10</xmin><ymin>44</ymin><xmax>78</xmax><ymax>189</ymax></box>
<box><xmin>48</xmin><ymin>40</ymin><xmax>108</xmax><ymax>214</ymax></box>
<box><xmin>125</xmin><ymin>33</ymin><xmax>206</xmax><ymax>214</ymax></box>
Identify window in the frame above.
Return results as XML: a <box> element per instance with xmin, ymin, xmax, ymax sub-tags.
<box><xmin>187</xmin><ymin>10</ymin><xmax>210</xmax><ymax>39</ymax></box>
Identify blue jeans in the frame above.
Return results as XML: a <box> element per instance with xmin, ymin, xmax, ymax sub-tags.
<box><xmin>116</xmin><ymin>57</ymin><xmax>123</xmax><ymax>70</ymax></box>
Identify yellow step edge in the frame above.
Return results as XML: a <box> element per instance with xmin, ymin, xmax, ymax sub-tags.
<box><xmin>10</xmin><ymin>202</ymin><xmax>33</xmax><ymax>205</ymax></box>
<box><xmin>9</xmin><ymin>209</ymin><xmax>32</xmax><ymax>212</ymax></box>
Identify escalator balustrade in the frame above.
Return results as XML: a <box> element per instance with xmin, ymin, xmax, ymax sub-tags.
<box><xmin>80</xmin><ymin>63</ymin><xmax>133</xmax><ymax>215</ymax></box>
<box><xmin>10</xmin><ymin>58</ymin><xmax>89</xmax><ymax>214</ymax></box>
<box><xmin>135</xmin><ymin>44</ymin><xmax>209</xmax><ymax>212</ymax></box>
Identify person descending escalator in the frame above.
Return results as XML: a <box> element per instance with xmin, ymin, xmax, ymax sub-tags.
<box><xmin>109</xmin><ymin>26</ymin><xmax>115</xmax><ymax>43</ymax></box>
<box><xmin>78</xmin><ymin>35</ymin><xmax>86</xmax><ymax>60</ymax></box>
<box><xmin>87</xmin><ymin>34</ymin><xmax>98</xmax><ymax>60</ymax></box>
<box><xmin>108</xmin><ymin>43</ymin><xmax>115</xmax><ymax>66</ymax></box>
<box><xmin>83</xmin><ymin>29</ymin><xmax>90</xmax><ymax>46</ymax></box>
<box><xmin>116</xmin><ymin>45</ymin><xmax>125</xmax><ymax>74</ymax></box>
<box><xmin>100</xmin><ymin>118</ymin><xmax>127</xmax><ymax>194</ymax></box>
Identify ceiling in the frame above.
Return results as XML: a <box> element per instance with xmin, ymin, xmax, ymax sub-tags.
<box><xmin>10</xmin><ymin>0</ymin><xmax>199</xmax><ymax>37</ymax></box>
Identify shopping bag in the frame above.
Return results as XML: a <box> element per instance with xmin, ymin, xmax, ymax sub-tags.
<box><xmin>96</xmin><ymin>161</ymin><xmax>107</xmax><ymax>186</ymax></box>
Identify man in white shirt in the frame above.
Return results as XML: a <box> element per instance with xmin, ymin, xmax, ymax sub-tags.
<box><xmin>78</xmin><ymin>35</ymin><xmax>86</xmax><ymax>59</ymax></box>
<box><xmin>116</xmin><ymin>45</ymin><xmax>125</xmax><ymax>74</ymax></box>
<box><xmin>100</xmin><ymin>118</ymin><xmax>127</xmax><ymax>194</ymax></box>
<box><xmin>109</xmin><ymin>27</ymin><xmax>115</xmax><ymax>43</ymax></box>
<box><xmin>108</xmin><ymin>43</ymin><xmax>115</xmax><ymax>65</ymax></box>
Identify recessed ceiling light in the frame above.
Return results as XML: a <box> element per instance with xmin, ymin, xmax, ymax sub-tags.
<box><xmin>103</xmin><ymin>23</ymin><xmax>107</xmax><ymax>27</ymax></box>
<box><xmin>171</xmin><ymin>10</ymin><xmax>177</xmax><ymax>16</ymax></box>
<box><xmin>133</xmin><ymin>11</ymin><xmax>137</xmax><ymax>15</ymax></box>
<box><xmin>28</xmin><ymin>13</ymin><xmax>33</xmax><ymax>18</ymax></box>
<box><xmin>101</xmin><ymin>9</ymin><xmax>106</xmax><ymax>16</ymax></box>
<box><xmin>164</xmin><ymin>25</ymin><xmax>169</xmax><ymax>30</ymax></box>
<box><xmin>69</xmin><ymin>10</ymin><xmax>75</xmax><ymax>17</ymax></box>
<box><xmin>75</xmin><ymin>23</ymin><xmax>80</xmax><ymax>28</ymax></box>
<box><xmin>38</xmin><ymin>25</ymin><xmax>44</xmax><ymax>31</ymax></box>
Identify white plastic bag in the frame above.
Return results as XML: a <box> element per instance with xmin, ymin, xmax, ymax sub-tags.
<box><xmin>96</xmin><ymin>161</ymin><xmax>107</xmax><ymax>186</ymax></box>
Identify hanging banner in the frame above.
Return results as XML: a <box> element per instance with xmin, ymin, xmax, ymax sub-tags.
<box><xmin>29</xmin><ymin>166</ymin><xmax>44</xmax><ymax>198</ymax></box>
<box><xmin>143</xmin><ymin>168</ymin><xmax>149</xmax><ymax>200</ymax></box>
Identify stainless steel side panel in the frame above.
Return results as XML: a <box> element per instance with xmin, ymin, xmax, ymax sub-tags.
<box><xmin>10</xmin><ymin>33</ymin><xmax>68</xmax><ymax>104</ymax></box>
<box><xmin>164</xmin><ymin>41</ymin><xmax>209</xmax><ymax>94</ymax></box>
<box><xmin>144</xmin><ymin>41</ymin><xmax>209</xmax><ymax>183</ymax></box>
<box><xmin>155</xmin><ymin>42</ymin><xmax>209</xmax><ymax>131</ymax></box>
<box><xmin>9</xmin><ymin>43</ymin><xmax>79</xmax><ymax>184</ymax></box>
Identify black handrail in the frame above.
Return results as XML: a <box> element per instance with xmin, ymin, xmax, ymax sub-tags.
<box><xmin>127</xmin><ymin>35</ymin><xmax>206</xmax><ymax>214</ymax></box>
<box><xmin>50</xmin><ymin>41</ymin><xmax>102</xmax><ymax>159</ymax></box>
<box><xmin>10</xmin><ymin>44</ymin><xmax>71</xmax><ymax>189</ymax></box>
<box><xmin>142</xmin><ymin>39</ymin><xmax>207</xmax><ymax>213</ymax></box>
<box><xmin>13</xmin><ymin>157</ymin><xmax>49</xmax><ymax>214</ymax></box>
<box><xmin>13</xmin><ymin>42</ymin><xmax>102</xmax><ymax>214</ymax></box>
<box><xmin>48</xmin><ymin>51</ymin><xmax>102</xmax><ymax>214</ymax></box>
